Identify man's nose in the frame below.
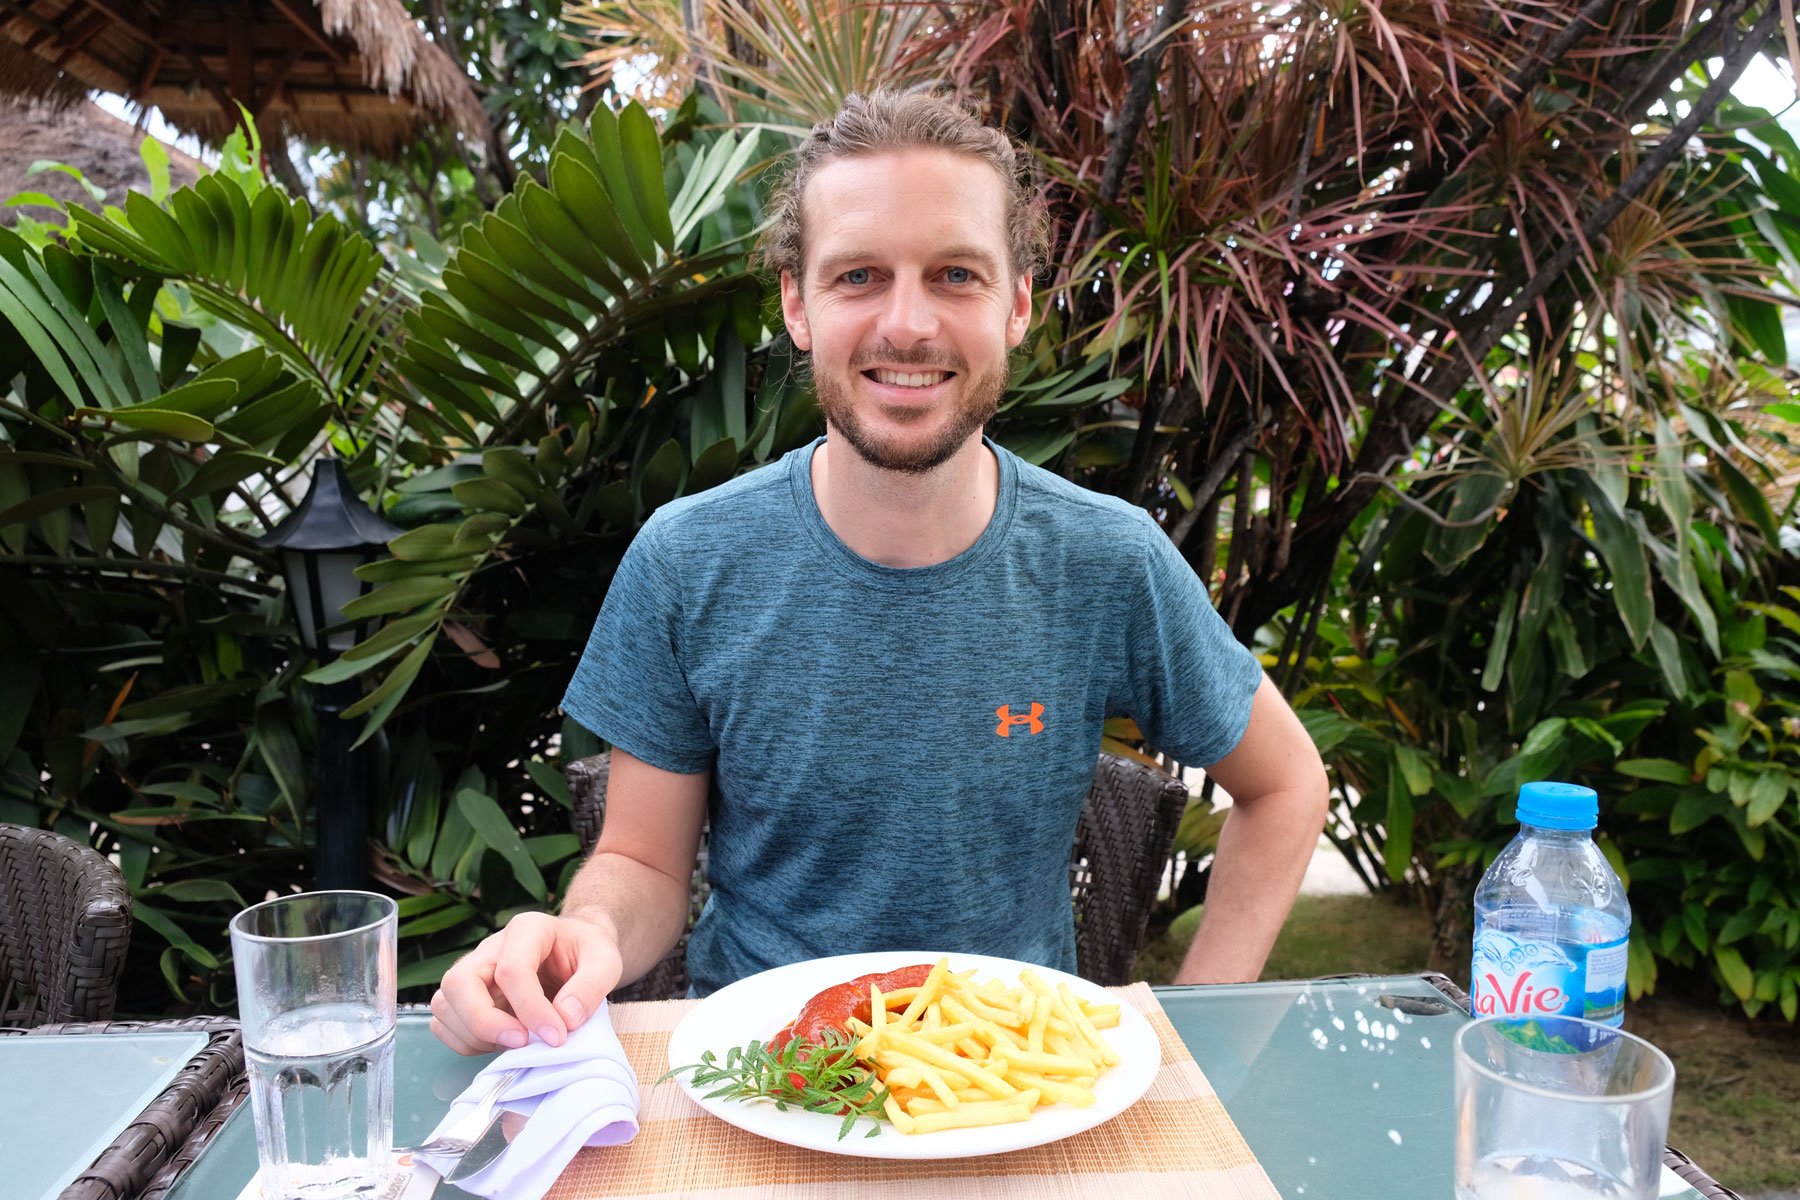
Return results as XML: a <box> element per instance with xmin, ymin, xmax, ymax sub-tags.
<box><xmin>874</xmin><ymin>273</ymin><xmax>939</xmax><ymax>347</ymax></box>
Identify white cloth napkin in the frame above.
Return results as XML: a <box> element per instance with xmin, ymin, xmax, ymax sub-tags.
<box><xmin>421</xmin><ymin>1002</ymin><xmax>640</xmax><ymax>1200</ymax></box>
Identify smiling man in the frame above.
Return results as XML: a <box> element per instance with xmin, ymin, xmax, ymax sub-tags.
<box><xmin>430</xmin><ymin>90</ymin><xmax>1328</xmax><ymax>1056</ymax></box>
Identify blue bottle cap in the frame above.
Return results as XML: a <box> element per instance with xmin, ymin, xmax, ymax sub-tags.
<box><xmin>1516</xmin><ymin>781</ymin><xmax>1599</xmax><ymax>830</ymax></box>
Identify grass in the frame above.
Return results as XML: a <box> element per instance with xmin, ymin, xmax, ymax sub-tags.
<box><xmin>1133</xmin><ymin>892</ymin><xmax>1800</xmax><ymax>1195</ymax></box>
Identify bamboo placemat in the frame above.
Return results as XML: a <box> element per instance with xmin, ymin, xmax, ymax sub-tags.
<box><xmin>545</xmin><ymin>982</ymin><xmax>1278</xmax><ymax>1200</ymax></box>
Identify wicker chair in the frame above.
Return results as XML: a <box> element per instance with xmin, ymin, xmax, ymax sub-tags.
<box><xmin>0</xmin><ymin>824</ymin><xmax>133</xmax><ymax>1026</ymax></box>
<box><xmin>566</xmin><ymin>749</ymin><xmax>1189</xmax><ymax>999</ymax></box>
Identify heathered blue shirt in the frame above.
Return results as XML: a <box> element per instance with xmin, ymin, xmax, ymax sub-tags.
<box><xmin>561</xmin><ymin>435</ymin><xmax>1262</xmax><ymax>995</ymax></box>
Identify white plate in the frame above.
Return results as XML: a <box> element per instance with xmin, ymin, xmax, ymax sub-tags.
<box><xmin>664</xmin><ymin>950</ymin><xmax>1161</xmax><ymax>1159</ymax></box>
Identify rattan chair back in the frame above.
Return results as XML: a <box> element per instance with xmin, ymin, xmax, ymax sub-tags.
<box><xmin>0</xmin><ymin>823</ymin><xmax>133</xmax><ymax>1025</ymax></box>
<box><xmin>566</xmin><ymin>749</ymin><xmax>1189</xmax><ymax>998</ymax></box>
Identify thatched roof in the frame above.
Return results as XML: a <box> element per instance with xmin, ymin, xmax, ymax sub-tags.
<box><xmin>0</xmin><ymin>0</ymin><xmax>488</xmax><ymax>158</ymax></box>
<box><xmin>0</xmin><ymin>97</ymin><xmax>203</xmax><ymax>226</ymax></box>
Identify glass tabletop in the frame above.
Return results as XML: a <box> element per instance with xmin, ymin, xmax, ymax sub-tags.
<box><xmin>165</xmin><ymin>978</ymin><xmax>1718</xmax><ymax>1199</ymax></box>
<box><xmin>1160</xmin><ymin>974</ymin><xmax>1707</xmax><ymax>1200</ymax></box>
<box><xmin>1</xmin><ymin>1030</ymin><xmax>208</xmax><ymax>1200</ymax></box>
<box><xmin>163</xmin><ymin>1014</ymin><xmax>491</xmax><ymax>1200</ymax></box>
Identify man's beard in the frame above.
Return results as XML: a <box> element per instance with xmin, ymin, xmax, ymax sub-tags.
<box><xmin>813</xmin><ymin>358</ymin><xmax>1005</xmax><ymax>475</ymax></box>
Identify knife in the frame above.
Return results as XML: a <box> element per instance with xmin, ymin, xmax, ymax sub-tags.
<box><xmin>444</xmin><ymin>1107</ymin><xmax>518</xmax><ymax>1183</ymax></box>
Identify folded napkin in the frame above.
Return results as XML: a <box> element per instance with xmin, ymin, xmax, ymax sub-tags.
<box><xmin>421</xmin><ymin>1003</ymin><xmax>640</xmax><ymax>1200</ymax></box>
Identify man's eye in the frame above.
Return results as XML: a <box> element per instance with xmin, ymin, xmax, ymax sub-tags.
<box><xmin>945</xmin><ymin>267</ymin><xmax>973</xmax><ymax>284</ymax></box>
<box><xmin>843</xmin><ymin>268</ymin><xmax>871</xmax><ymax>285</ymax></box>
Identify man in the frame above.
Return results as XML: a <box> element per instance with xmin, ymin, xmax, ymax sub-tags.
<box><xmin>430</xmin><ymin>90</ymin><xmax>1327</xmax><ymax>1056</ymax></box>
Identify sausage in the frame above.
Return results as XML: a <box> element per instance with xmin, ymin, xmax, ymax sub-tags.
<box><xmin>771</xmin><ymin>963</ymin><xmax>935</xmax><ymax>1051</ymax></box>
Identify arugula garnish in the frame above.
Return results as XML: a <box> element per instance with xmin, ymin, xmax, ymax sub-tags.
<box><xmin>662</xmin><ymin>1028</ymin><xmax>891</xmax><ymax>1140</ymax></box>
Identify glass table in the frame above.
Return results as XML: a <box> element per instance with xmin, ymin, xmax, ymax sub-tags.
<box><xmin>1161</xmin><ymin>975</ymin><xmax>1714</xmax><ymax>1199</ymax></box>
<box><xmin>1</xmin><ymin>1029</ymin><xmax>208</xmax><ymax>1200</ymax></box>
<box><xmin>162</xmin><ymin>976</ymin><xmax>1724</xmax><ymax>1199</ymax></box>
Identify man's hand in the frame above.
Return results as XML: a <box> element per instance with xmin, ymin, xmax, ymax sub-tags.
<box><xmin>430</xmin><ymin>911</ymin><xmax>622</xmax><ymax>1054</ymax></box>
<box><xmin>428</xmin><ymin>747</ymin><xmax>709</xmax><ymax>1056</ymax></box>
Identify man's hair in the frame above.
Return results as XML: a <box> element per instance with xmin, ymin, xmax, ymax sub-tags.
<box><xmin>757</xmin><ymin>88</ymin><xmax>1052</xmax><ymax>285</ymax></box>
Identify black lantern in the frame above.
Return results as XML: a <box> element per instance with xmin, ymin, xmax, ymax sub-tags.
<box><xmin>256</xmin><ymin>458</ymin><xmax>403</xmax><ymax>889</ymax></box>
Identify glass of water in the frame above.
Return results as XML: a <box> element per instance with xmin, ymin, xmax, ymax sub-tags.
<box><xmin>231</xmin><ymin>890</ymin><xmax>398</xmax><ymax>1200</ymax></box>
<box><xmin>1454</xmin><ymin>1015</ymin><xmax>1675</xmax><ymax>1200</ymax></box>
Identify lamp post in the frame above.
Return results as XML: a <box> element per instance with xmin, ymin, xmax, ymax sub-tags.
<box><xmin>255</xmin><ymin>458</ymin><xmax>403</xmax><ymax>890</ymax></box>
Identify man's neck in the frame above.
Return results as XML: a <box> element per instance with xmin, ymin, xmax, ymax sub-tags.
<box><xmin>810</xmin><ymin>432</ymin><xmax>999</xmax><ymax>568</ymax></box>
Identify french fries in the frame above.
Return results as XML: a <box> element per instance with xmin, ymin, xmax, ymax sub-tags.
<box><xmin>844</xmin><ymin>958</ymin><xmax>1122</xmax><ymax>1134</ymax></box>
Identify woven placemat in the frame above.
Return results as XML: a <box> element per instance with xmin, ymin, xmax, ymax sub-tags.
<box><xmin>546</xmin><ymin>982</ymin><xmax>1278</xmax><ymax>1200</ymax></box>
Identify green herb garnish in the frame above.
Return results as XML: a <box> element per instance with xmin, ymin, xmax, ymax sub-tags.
<box><xmin>661</xmin><ymin>1028</ymin><xmax>891</xmax><ymax>1140</ymax></box>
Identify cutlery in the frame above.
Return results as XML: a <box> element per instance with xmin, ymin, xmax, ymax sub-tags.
<box><xmin>446</xmin><ymin>1109</ymin><xmax>523</xmax><ymax>1182</ymax></box>
<box><xmin>403</xmin><ymin>1066</ymin><xmax>522</xmax><ymax>1163</ymax></box>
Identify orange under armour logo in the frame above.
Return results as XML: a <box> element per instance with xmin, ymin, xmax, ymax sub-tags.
<box><xmin>995</xmin><ymin>703</ymin><xmax>1045</xmax><ymax>736</ymax></box>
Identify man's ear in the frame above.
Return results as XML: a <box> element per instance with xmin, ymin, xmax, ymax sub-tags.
<box><xmin>780</xmin><ymin>269</ymin><xmax>812</xmax><ymax>352</ymax></box>
<box><xmin>1004</xmin><ymin>272</ymin><xmax>1032</xmax><ymax>348</ymax></box>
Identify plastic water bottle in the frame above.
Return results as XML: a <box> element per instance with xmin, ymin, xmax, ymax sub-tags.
<box><xmin>1470</xmin><ymin>782</ymin><xmax>1630</xmax><ymax>1027</ymax></box>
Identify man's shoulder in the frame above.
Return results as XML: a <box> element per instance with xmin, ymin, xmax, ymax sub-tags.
<box><xmin>639</xmin><ymin>455</ymin><xmax>797</xmax><ymax>548</ymax></box>
<box><xmin>1000</xmin><ymin>445</ymin><xmax>1154</xmax><ymax>539</ymax></box>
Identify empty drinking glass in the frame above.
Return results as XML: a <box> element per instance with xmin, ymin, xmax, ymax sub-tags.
<box><xmin>231</xmin><ymin>890</ymin><xmax>398</xmax><ymax>1200</ymax></box>
<box><xmin>1454</xmin><ymin>1015</ymin><xmax>1675</xmax><ymax>1200</ymax></box>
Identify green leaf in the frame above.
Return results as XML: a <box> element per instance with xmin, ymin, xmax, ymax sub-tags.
<box><xmin>172</xmin><ymin>450</ymin><xmax>282</xmax><ymax>501</ymax></box>
<box><xmin>151</xmin><ymin>879</ymin><xmax>247</xmax><ymax>905</ymax></box>
<box><xmin>454</xmin><ymin>787</ymin><xmax>547</xmax><ymax>902</ymax></box>
<box><xmin>618</xmin><ymin>102</ymin><xmax>676</xmax><ymax>253</ymax></box>
<box><xmin>1626</xmin><ymin>925</ymin><xmax>1657</xmax><ymax>1000</ymax></box>
<box><xmin>1393</xmin><ymin>745</ymin><xmax>1431</xmax><ymax>796</ymax></box>
<box><xmin>1618</xmin><ymin>759</ymin><xmax>1692</xmax><ymax>784</ymax></box>
<box><xmin>1579</xmin><ymin>478</ymin><xmax>1653</xmax><ymax>649</ymax></box>
<box><xmin>684</xmin><ymin>437</ymin><xmax>739</xmax><ymax>496</ymax></box>
<box><xmin>343</xmin><ymin>635</ymin><xmax>434</xmax><ymax>743</ymax></box>
<box><xmin>483</xmin><ymin>447</ymin><xmax>542</xmax><ymax>500</ymax></box>
<box><xmin>0</xmin><ymin>485</ymin><xmax>115</xmax><ymax>530</ymax></box>
<box><xmin>547</xmin><ymin>154</ymin><xmax>646</xmax><ymax>279</ymax></box>
<box><xmin>452</xmin><ymin>477</ymin><xmax>529</xmax><ymax>516</ymax></box>
<box><xmin>1726</xmin><ymin>292</ymin><xmax>1787</xmax><ymax>362</ymax></box>
<box><xmin>254</xmin><ymin>699</ymin><xmax>307</xmax><ymax>821</ymax></box>
<box><xmin>1568</xmin><ymin>717</ymin><xmax>1623</xmax><ymax>756</ymax></box>
<box><xmin>525</xmin><ymin>760</ymin><xmax>573</xmax><ymax>810</ymax></box>
<box><xmin>1434</xmin><ymin>770</ymin><xmax>1480</xmax><ymax>819</ymax></box>
<box><xmin>398</xmin><ymin>949</ymin><xmax>472</xmax><ymax>992</ymax></box>
<box><xmin>525</xmin><ymin>834</ymin><xmax>581</xmax><ymax>867</ymax></box>
<box><xmin>1670</xmin><ymin>790</ymin><xmax>1721</xmax><ymax>834</ymax></box>
<box><xmin>1746</xmin><ymin>772</ymin><xmax>1790</xmax><ymax>827</ymax></box>
<box><xmin>1383</xmin><ymin>771</ymin><xmax>1413</xmax><ymax>883</ymax></box>
<box><xmin>1715</xmin><ymin>945</ymin><xmax>1755</xmax><ymax>1002</ymax></box>
<box><xmin>638</xmin><ymin>438</ymin><xmax>686</xmax><ymax>511</ymax></box>
<box><xmin>515</xmin><ymin>176</ymin><xmax>630</xmax><ymax>294</ymax></box>
<box><xmin>587</xmin><ymin>106</ymin><xmax>659</xmax><ymax>264</ymax></box>
<box><xmin>1544</xmin><ymin>607</ymin><xmax>1590</xmax><ymax>679</ymax></box>
<box><xmin>300</xmin><ymin>637</ymin><xmax>411</xmax><ymax>684</ymax></box>
<box><xmin>591</xmin><ymin>480</ymin><xmax>636</xmax><ymax>527</ymax></box>
<box><xmin>140</xmin><ymin>136</ymin><xmax>171</xmax><ymax>203</ymax></box>
<box><xmin>339</xmin><ymin>575</ymin><xmax>458</xmax><ymax>620</ymax></box>
<box><xmin>399</xmin><ymin>902</ymin><xmax>477</xmax><ymax>938</ymax></box>
<box><xmin>1480</xmin><ymin>586</ymin><xmax>1518</xmax><ymax>693</ymax></box>
<box><xmin>1717</xmin><ymin>906</ymin><xmax>1763</xmax><ymax>946</ymax></box>
<box><xmin>82</xmin><ymin>406</ymin><xmax>214</xmax><ymax>441</ymax></box>
<box><xmin>1646</xmin><ymin>621</ymin><xmax>1688</xmax><ymax>698</ymax></box>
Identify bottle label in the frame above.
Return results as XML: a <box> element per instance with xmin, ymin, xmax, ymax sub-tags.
<box><xmin>1471</xmin><ymin>925</ymin><xmax>1628</xmax><ymax>1027</ymax></box>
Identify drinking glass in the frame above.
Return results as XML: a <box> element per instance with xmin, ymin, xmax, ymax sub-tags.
<box><xmin>1454</xmin><ymin>1015</ymin><xmax>1675</xmax><ymax>1200</ymax></box>
<box><xmin>231</xmin><ymin>890</ymin><xmax>398</xmax><ymax>1200</ymax></box>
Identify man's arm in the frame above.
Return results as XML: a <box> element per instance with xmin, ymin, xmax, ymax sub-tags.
<box><xmin>430</xmin><ymin>748</ymin><xmax>708</xmax><ymax>1054</ymax></box>
<box><xmin>1172</xmin><ymin>674</ymin><xmax>1328</xmax><ymax>985</ymax></box>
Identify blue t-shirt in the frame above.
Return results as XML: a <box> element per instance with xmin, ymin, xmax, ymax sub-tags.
<box><xmin>562</xmin><ymin>436</ymin><xmax>1262</xmax><ymax>995</ymax></box>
